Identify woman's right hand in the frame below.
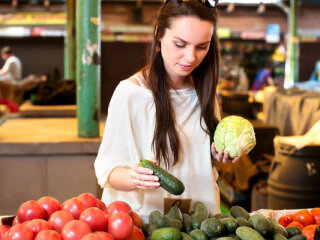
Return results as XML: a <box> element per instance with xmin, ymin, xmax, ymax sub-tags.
<box><xmin>130</xmin><ymin>157</ymin><xmax>160</xmax><ymax>190</ymax></box>
<box><xmin>211</xmin><ymin>142</ymin><xmax>240</xmax><ymax>164</ymax></box>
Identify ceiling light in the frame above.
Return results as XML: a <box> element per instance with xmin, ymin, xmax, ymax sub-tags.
<box><xmin>226</xmin><ymin>3</ymin><xmax>235</xmax><ymax>13</ymax></box>
<box><xmin>257</xmin><ymin>3</ymin><xmax>266</xmax><ymax>13</ymax></box>
<box><xmin>219</xmin><ymin>0</ymin><xmax>281</xmax><ymax>4</ymax></box>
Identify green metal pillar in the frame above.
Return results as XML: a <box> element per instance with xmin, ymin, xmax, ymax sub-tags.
<box><xmin>284</xmin><ymin>0</ymin><xmax>298</xmax><ymax>89</ymax></box>
<box><xmin>76</xmin><ymin>0</ymin><xmax>101</xmax><ymax>137</ymax></box>
<box><xmin>64</xmin><ymin>0</ymin><xmax>76</xmax><ymax>81</ymax></box>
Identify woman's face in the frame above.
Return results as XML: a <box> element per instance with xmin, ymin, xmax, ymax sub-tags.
<box><xmin>159</xmin><ymin>16</ymin><xmax>214</xmax><ymax>81</ymax></box>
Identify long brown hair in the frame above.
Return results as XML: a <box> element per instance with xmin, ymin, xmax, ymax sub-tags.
<box><xmin>143</xmin><ymin>0</ymin><xmax>220</xmax><ymax>169</ymax></box>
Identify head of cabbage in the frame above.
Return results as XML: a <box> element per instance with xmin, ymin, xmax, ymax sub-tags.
<box><xmin>214</xmin><ymin>115</ymin><xmax>256</xmax><ymax>158</ymax></box>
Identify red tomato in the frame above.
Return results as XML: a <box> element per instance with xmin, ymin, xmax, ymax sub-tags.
<box><xmin>294</xmin><ymin>210</ymin><xmax>315</xmax><ymax>226</ymax></box>
<box><xmin>81</xmin><ymin>233</ymin><xmax>104</xmax><ymax>240</ymax></box>
<box><xmin>12</xmin><ymin>216</ymin><xmax>19</xmax><ymax>226</ymax></box>
<box><xmin>48</xmin><ymin>210</ymin><xmax>74</xmax><ymax>233</ymax></box>
<box><xmin>79</xmin><ymin>207</ymin><xmax>108</xmax><ymax>231</ymax></box>
<box><xmin>6</xmin><ymin>224</ymin><xmax>34</xmax><ymax>240</ymax></box>
<box><xmin>61</xmin><ymin>220</ymin><xmax>92</xmax><ymax>240</ymax></box>
<box><xmin>128</xmin><ymin>226</ymin><xmax>145</xmax><ymax>240</ymax></box>
<box><xmin>94</xmin><ymin>231</ymin><xmax>115</xmax><ymax>240</ymax></box>
<box><xmin>288</xmin><ymin>221</ymin><xmax>305</xmax><ymax>230</ymax></box>
<box><xmin>106</xmin><ymin>201</ymin><xmax>132</xmax><ymax>216</ymax></box>
<box><xmin>78</xmin><ymin>193</ymin><xmax>98</xmax><ymax>208</ymax></box>
<box><xmin>17</xmin><ymin>200</ymin><xmax>46</xmax><ymax>223</ymax></box>
<box><xmin>97</xmin><ymin>200</ymin><xmax>107</xmax><ymax>212</ymax></box>
<box><xmin>131</xmin><ymin>212</ymin><xmax>143</xmax><ymax>229</ymax></box>
<box><xmin>311</xmin><ymin>208</ymin><xmax>320</xmax><ymax>223</ymax></box>
<box><xmin>25</xmin><ymin>218</ymin><xmax>53</xmax><ymax>235</ymax></box>
<box><xmin>108</xmin><ymin>212</ymin><xmax>133</xmax><ymax>240</ymax></box>
<box><xmin>37</xmin><ymin>196</ymin><xmax>61</xmax><ymax>219</ymax></box>
<box><xmin>62</xmin><ymin>198</ymin><xmax>87</xmax><ymax>219</ymax></box>
<box><xmin>302</xmin><ymin>224</ymin><xmax>318</xmax><ymax>240</ymax></box>
<box><xmin>1</xmin><ymin>231</ymin><xmax>9</xmax><ymax>240</ymax></box>
<box><xmin>35</xmin><ymin>230</ymin><xmax>62</xmax><ymax>240</ymax></box>
<box><xmin>278</xmin><ymin>214</ymin><xmax>294</xmax><ymax>227</ymax></box>
<box><xmin>0</xmin><ymin>225</ymin><xmax>10</xmax><ymax>239</ymax></box>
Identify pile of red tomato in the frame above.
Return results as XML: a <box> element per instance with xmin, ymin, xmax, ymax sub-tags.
<box><xmin>277</xmin><ymin>208</ymin><xmax>320</xmax><ymax>240</ymax></box>
<box><xmin>0</xmin><ymin>193</ymin><xmax>145</xmax><ymax>240</ymax></box>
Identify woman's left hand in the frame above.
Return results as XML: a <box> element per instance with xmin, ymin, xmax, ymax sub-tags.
<box><xmin>211</xmin><ymin>142</ymin><xmax>240</xmax><ymax>164</ymax></box>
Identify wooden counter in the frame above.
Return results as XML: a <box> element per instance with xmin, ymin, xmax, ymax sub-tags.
<box><xmin>0</xmin><ymin>118</ymin><xmax>103</xmax><ymax>215</ymax></box>
<box><xmin>19</xmin><ymin>101</ymin><xmax>76</xmax><ymax>118</ymax></box>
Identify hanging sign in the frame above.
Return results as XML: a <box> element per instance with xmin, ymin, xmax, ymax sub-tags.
<box><xmin>266</xmin><ymin>24</ymin><xmax>280</xmax><ymax>43</ymax></box>
<box><xmin>217</xmin><ymin>28</ymin><xmax>231</xmax><ymax>39</ymax></box>
<box><xmin>240</xmin><ymin>31</ymin><xmax>265</xmax><ymax>40</ymax></box>
<box><xmin>0</xmin><ymin>12</ymin><xmax>66</xmax><ymax>25</ymax></box>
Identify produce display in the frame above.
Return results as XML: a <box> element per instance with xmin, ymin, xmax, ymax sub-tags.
<box><xmin>276</xmin><ymin>209</ymin><xmax>320</xmax><ymax>240</ymax></box>
<box><xmin>143</xmin><ymin>202</ymin><xmax>320</xmax><ymax>240</ymax></box>
<box><xmin>1</xmin><ymin>193</ymin><xmax>319</xmax><ymax>240</ymax></box>
<box><xmin>0</xmin><ymin>193</ymin><xmax>144</xmax><ymax>240</ymax></box>
<box><xmin>140</xmin><ymin>160</ymin><xmax>185</xmax><ymax>195</ymax></box>
<box><xmin>213</xmin><ymin>115</ymin><xmax>256</xmax><ymax>158</ymax></box>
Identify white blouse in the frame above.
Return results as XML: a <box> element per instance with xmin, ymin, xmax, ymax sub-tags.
<box><xmin>94</xmin><ymin>78</ymin><xmax>220</xmax><ymax>216</ymax></box>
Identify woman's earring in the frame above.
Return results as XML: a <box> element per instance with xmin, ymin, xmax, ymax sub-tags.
<box><xmin>156</xmin><ymin>42</ymin><xmax>161</xmax><ymax>52</ymax></box>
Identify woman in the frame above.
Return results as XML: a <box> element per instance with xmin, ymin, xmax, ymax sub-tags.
<box><xmin>95</xmin><ymin>0</ymin><xmax>239</xmax><ymax>216</ymax></box>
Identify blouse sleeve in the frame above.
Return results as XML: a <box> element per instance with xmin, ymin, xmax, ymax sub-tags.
<box><xmin>94</xmin><ymin>82</ymin><xmax>141</xmax><ymax>188</ymax></box>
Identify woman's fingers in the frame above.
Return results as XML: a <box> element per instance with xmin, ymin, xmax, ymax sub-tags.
<box><xmin>131</xmin><ymin>163</ymin><xmax>160</xmax><ymax>189</ymax></box>
<box><xmin>133</xmin><ymin>163</ymin><xmax>153</xmax><ymax>175</ymax></box>
<box><xmin>150</xmin><ymin>157</ymin><xmax>158</xmax><ymax>164</ymax></box>
<box><xmin>222</xmin><ymin>152</ymin><xmax>229</xmax><ymax>163</ymax></box>
<box><xmin>211</xmin><ymin>142</ymin><xmax>240</xmax><ymax>164</ymax></box>
<box><xmin>232</xmin><ymin>156</ymin><xmax>240</xmax><ymax>163</ymax></box>
<box><xmin>135</xmin><ymin>180</ymin><xmax>160</xmax><ymax>189</ymax></box>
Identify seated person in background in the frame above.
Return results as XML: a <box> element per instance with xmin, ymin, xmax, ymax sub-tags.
<box><xmin>0</xmin><ymin>46</ymin><xmax>22</xmax><ymax>82</ymax></box>
<box><xmin>251</xmin><ymin>61</ymin><xmax>274</xmax><ymax>90</ymax></box>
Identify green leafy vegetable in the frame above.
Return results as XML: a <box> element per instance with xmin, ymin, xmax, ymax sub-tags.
<box><xmin>214</xmin><ymin>115</ymin><xmax>256</xmax><ymax>158</ymax></box>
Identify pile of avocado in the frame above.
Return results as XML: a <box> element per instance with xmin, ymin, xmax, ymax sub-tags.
<box><xmin>142</xmin><ymin>203</ymin><xmax>306</xmax><ymax>240</ymax></box>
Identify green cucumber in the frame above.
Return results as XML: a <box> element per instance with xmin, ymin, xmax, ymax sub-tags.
<box><xmin>227</xmin><ymin>233</ymin><xmax>240</xmax><ymax>240</ymax></box>
<box><xmin>166</xmin><ymin>206</ymin><xmax>183</xmax><ymax>222</ymax></box>
<box><xmin>190</xmin><ymin>229</ymin><xmax>208</xmax><ymax>240</ymax></box>
<box><xmin>235</xmin><ymin>217</ymin><xmax>252</xmax><ymax>228</ymax></box>
<box><xmin>164</xmin><ymin>215</ymin><xmax>183</xmax><ymax>230</ymax></box>
<box><xmin>248</xmin><ymin>214</ymin><xmax>273</xmax><ymax>238</ymax></box>
<box><xmin>148</xmin><ymin>224</ymin><xmax>158</xmax><ymax>236</ymax></box>
<box><xmin>274</xmin><ymin>233</ymin><xmax>288</xmax><ymax>240</ymax></box>
<box><xmin>150</xmin><ymin>227</ymin><xmax>182</xmax><ymax>240</ymax></box>
<box><xmin>286</xmin><ymin>226</ymin><xmax>302</xmax><ymax>238</ymax></box>
<box><xmin>235</xmin><ymin>226</ymin><xmax>264</xmax><ymax>240</ymax></box>
<box><xmin>220</xmin><ymin>218</ymin><xmax>239</xmax><ymax>233</ymax></box>
<box><xmin>200</xmin><ymin>218</ymin><xmax>225</xmax><ymax>238</ymax></box>
<box><xmin>268</xmin><ymin>217</ymin><xmax>288</xmax><ymax>238</ymax></box>
<box><xmin>140</xmin><ymin>159</ymin><xmax>185</xmax><ymax>195</ymax></box>
<box><xmin>214</xmin><ymin>214</ymin><xmax>233</xmax><ymax>219</ymax></box>
<box><xmin>182</xmin><ymin>232</ymin><xmax>195</xmax><ymax>240</ymax></box>
<box><xmin>230</xmin><ymin>206</ymin><xmax>250</xmax><ymax>220</ymax></box>
<box><xmin>191</xmin><ymin>202</ymin><xmax>209</xmax><ymax>229</ymax></box>
<box><xmin>289</xmin><ymin>234</ymin><xmax>307</xmax><ymax>240</ymax></box>
<box><xmin>149</xmin><ymin>210</ymin><xmax>166</xmax><ymax>228</ymax></box>
<box><xmin>183</xmin><ymin>213</ymin><xmax>193</xmax><ymax>233</ymax></box>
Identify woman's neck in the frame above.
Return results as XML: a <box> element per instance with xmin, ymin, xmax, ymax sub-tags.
<box><xmin>168</xmin><ymin>75</ymin><xmax>193</xmax><ymax>90</ymax></box>
<box><xmin>139</xmin><ymin>68</ymin><xmax>194</xmax><ymax>90</ymax></box>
